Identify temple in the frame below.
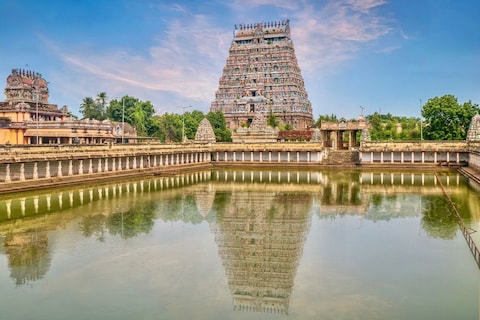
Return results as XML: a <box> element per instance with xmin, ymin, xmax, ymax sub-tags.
<box><xmin>0</xmin><ymin>68</ymin><xmax>136</xmax><ymax>145</ymax></box>
<box><xmin>210</xmin><ymin>20</ymin><xmax>313</xmax><ymax>131</ymax></box>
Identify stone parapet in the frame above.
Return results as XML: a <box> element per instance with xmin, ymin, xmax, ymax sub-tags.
<box><xmin>360</xmin><ymin>141</ymin><xmax>468</xmax><ymax>152</ymax></box>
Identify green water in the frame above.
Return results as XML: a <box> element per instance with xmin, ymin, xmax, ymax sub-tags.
<box><xmin>0</xmin><ymin>170</ymin><xmax>478</xmax><ymax>320</ymax></box>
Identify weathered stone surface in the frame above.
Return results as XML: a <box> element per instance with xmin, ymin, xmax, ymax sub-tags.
<box><xmin>194</xmin><ymin>118</ymin><xmax>216</xmax><ymax>143</ymax></box>
<box><xmin>210</xmin><ymin>20</ymin><xmax>312</xmax><ymax>131</ymax></box>
<box><xmin>467</xmin><ymin>114</ymin><xmax>480</xmax><ymax>141</ymax></box>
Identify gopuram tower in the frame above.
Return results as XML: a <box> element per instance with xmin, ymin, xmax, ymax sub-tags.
<box><xmin>210</xmin><ymin>20</ymin><xmax>313</xmax><ymax>130</ymax></box>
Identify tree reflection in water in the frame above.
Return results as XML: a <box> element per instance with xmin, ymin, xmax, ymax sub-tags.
<box><xmin>0</xmin><ymin>169</ymin><xmax>477</xmax><ymax>295</ymax></box>
<box><xmin>80</xmin><ymin>202</ymin><xmax>156</xmax><ymax>240</ymax></box>
<box><xmin>4</xmin><ymin>229</ymin><xmax>52</xmax><ymax>286</ymax></box>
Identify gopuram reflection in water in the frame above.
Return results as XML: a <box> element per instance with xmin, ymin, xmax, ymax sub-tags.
<box><xmin>0</xmin><ymin>170</ymin><xmax>478</xmax><ymax>319</ymax></box>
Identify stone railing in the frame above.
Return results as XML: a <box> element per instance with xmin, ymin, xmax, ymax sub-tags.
<box><xmin>360</xmin><ymin>140</ymin><xmax>468</xmax><ymax>152</ymax></box>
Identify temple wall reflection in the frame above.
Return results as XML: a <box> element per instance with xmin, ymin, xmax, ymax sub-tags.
<box><xmin>209</xmin><ymin>189</ymin><xmax>312</xmax><ymax>315</ymax></box>
<box><xmin>0</xmin><ymin>169</ymin><xmax>479</xmax><ymax>287</ymax></box>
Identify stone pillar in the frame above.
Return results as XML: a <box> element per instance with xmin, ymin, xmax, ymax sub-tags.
<box><xmin>278</xmin><ymin>151</ymin><xmax>281</xmax><ymax>162</ymax></box>
<box><xmin>79</xmin><ymin>160</ymin><xmax>84</xmax><ymax>175</ymax></box>
<box><xmin>411</xmin><ymin>152</ymin><xmax>415</xmax><ymax>164</ymax></box>
<box><xmin>176</xmin><ymin>154</ymin><xmax>180</xmax><ymax>165</ymax></box>
<box><xmin>434</xmin><ymin>152</ymin><xmax>437</xmax><ymax>164</ymax></box>
<box><xmin>371</xmin><ymin>152</ymin><xmax>374</xmax><ymax>163</ymax></box>
<box><xmin>165</xmin><ymin>155</ymin><xmax>169</xmax><ymax>166</ymax></box>
<box><xmin>33</xmin><ymin>162</ymin><xmax>38</xmax><ymax>179</ymax></box>
<box><xmin>159</xmin><ymin>155</ymin><xmax>163</xmax><ymax>166</ymax></box>
<box><xmin>297</xmin><ymin>151</ymin><xmax>300</xmax><ymax>162</ymax></box>
<box><xmin>19</xmin><ymin>163</ymin><xmax>25</xmax><ymax>181</ymax></box>
<box><xmin>250</xmin><ymin>151</ymin><xmax>254</xmax><ymax>162</ymax></box>
<box><xmin>46</xmin><ymin>161</ymin><xmax>51</xmax><ymax>178</ymax></box>
<box><xmin>112</xmin><ymin>158</ymin><xmax>116</xmax><ymax>171</ymax></box>
<box><xmin>400</xmin><ymin>152</ymin><xmax>404</xmax><ymax>164</ymax></box>
<box><xmin>153</xmin><ymin>155</ymin><xmax>157</xmax><ymax>167</ymax></box>
<box><xmin>126</xmin><ymin>157</ymin><xmax>130</xmax><ymax>169</ymax></box>
<box><xmin>456</xmin><ymin>152</ymin><xmax>460</xmax><ymax>163</ymax></box>
<box><xmin>68</xmin><ymin>160</ymin><xmax>73</xmax><ymax>176</ymax></box>
<box><xmin>391</xmin><ymin>151</ymin><xmax>394</xmax><ymax>163</ymax></box>
<box><xmin>422</xmin><ymin>152</ymin><xmax>425</xmax><ymax>164</ymax></box>
<box><xmin>380</xmin><ymin>152</ymin><xmax>384</xmax><ymax>164</ymax></box>
<box><xmin>287</xmin><ymin>151</ymin><xmax>291</xmax><ymax>162</ymax></box>
<box><xmin>224</xmin><ymin>151</ymin><xmax>228</xmax><ymax>161</ymax></box>
<box><xmin>104</xmin><ymin>158</ymin><xmax>109</xmax><ymax>172</ymax></box>
<box><xmin>118</xmin><ymin>158</ymin><xmax>122</xmax><ymax>171</ymax></box>
<box><xmin>307</xmin><ymin>151</ymin><xmax>310</xmax><ymax>162</ymax></box>
<box><xmin>97</xmin><ymin>158</ymin><xmax>102</xmax><ymax>173</ymax></box>
<box><xmin>446</xmin><ymin>152</ymin><xmax>450</xmax><ymax>163</ymax></box>
<box><xmin>88</xmin><ymin>159</ymin><xmax>93</xmax><ymax>174</ymax></box>
<box><xmin>233</xmin><ymin>152</ymin><xmax>236</xmax><ymax>161</ymax></box>
<box><xmin>242</xmin><ymin>151</ymin><xmax>245</xmax><ymax>161</ymax></box>
<box><xmin>140</xmin><ymin>156</ymin><xmax>144</xmax><ymax>168</ymax></box>
<box><xmin>259</xmin><ymin>151</ymin><xmax>263</xmax><ymax>162</ymax></box>
<box><xmin>58</xmin><ymin>161</ymin><xmax>63</xmax><ymax>177</ymax></box>
<box><xmin>133</xmin><ymin>157</ymin><xmax>137</xmax><ymax>169</ymax></box>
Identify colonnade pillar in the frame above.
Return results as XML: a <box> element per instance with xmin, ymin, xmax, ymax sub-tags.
<box><xmin>19</xmin><ymin>163</ymin><xmax>25</xmax><ymax>181</ymax></box>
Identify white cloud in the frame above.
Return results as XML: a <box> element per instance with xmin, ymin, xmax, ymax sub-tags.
<box><xmin>47</xmin><ymin>0</ymin><xmax>393</xmax><ymax>115</ymax></box>
<box><xmin>231</xmin><ymin>0</ymin><xmax>300</xmax><ymax>10</ymax></box>
<box><xmin>291</xmin><ymin>0</ymin><xmax>391</xmax><ymax>73</ymax></box>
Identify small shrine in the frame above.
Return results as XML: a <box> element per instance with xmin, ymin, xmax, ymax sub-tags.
<box><xmin>467</xmin><ymin>114</ymin><xmax>480</xmax><ymax>141</ymax></box>
<box><xmin>194</xmin><ymin>118</ymin><xmax>216</xmax><ymax>143</ymax></box>
<box><xmin>232</xmin><ymin>114</ymin><xmax>278</xmax><ymax>143</ymax></box>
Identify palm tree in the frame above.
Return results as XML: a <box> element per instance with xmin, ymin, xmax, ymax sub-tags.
<box><xmin>96</xmin><ymin>92</ymin><xmax>108</xmax><ymax>115</ymax></box>
<box><xmin>80</xmin><ymin>97</ymin><xmax>97</xmax><ymax>119</ymax></box>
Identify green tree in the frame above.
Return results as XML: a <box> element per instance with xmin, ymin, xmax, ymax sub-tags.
<box><xmin>106</xmin><ymin>96</ymin><xmax>156</xmax><ymax>137</ymax></box>
<box><xmin>421</xmin><ymin>95</ymin><xmax>479</xmax><ymax>140</ymax></box>
<box><xmin>315</xmin><ymin>114</ymin><xmax>338</xmax><ymax>127</ymax></box>
<box><xmin>184</xmin><ymin>110</ymin><xmax>205</xmax><ymax>140</ymax></box>
<box><xmin>80</xmin><ymin>97</ymin><xmax>104</xmax><ymax>120</ymax></box>
<box><xmin>206</xmin><ymin>111</ymin><xmax>232</xmax><ymax>142</ymax></box>
<box><xmin>96</xmin><ymin>92</ymin><xmax>108</xmax><ymax>115</ymax></box>
<box><xmin>367</xmin><ymin>113</ymin><xmax>422</xmax><ymax>141</ymax></box>
<box><xmin>267</xmin><ymin>110</ymin><xmax>279</xmax><ymax>128</ymax></box>
<box><xmin>153</xmin><ymin>113</ymin><xmax>182</xmax><ymax>142</ymax></box>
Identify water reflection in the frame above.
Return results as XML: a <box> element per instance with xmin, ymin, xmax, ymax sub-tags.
<box><xmin>209</xmin><ymin>189</ymin><xmax>312</xmax><ymax>315</ymax></box>
<box><xmin>0</xmin><ymin>170</ymin><xmax>477</xmax><ymax>303</ymax></box>
<box><xmin>4</xmin><ymin>228</ymin><xmax>51</xmax><ymax>286</ymax></box>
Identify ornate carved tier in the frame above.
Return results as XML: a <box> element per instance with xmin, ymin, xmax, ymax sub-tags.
<box><xmin>210</xmin><ymin>20</ymin><xmax>313</xmax><ymax>131</ymax></box>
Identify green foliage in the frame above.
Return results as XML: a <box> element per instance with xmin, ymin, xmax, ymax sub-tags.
<box><xmin>107</xmin><ymin>202</ymin><xmax>156</xmax><ymax>239</ymax></box>
<box><xmin>96</xmin><ymin>92</ymin><xmax>108</xmax><ymax>115</ymax></box>
<box><xmin>153</xmin><ymin>113</ymin><xmax>182</xmax><ymax>142</ymax></box>
<box><xmin>206</xmin><ymin>111</ymin><xmax>232</xmax><ymax>142</ymax></box>
<box><xmin>183</xmin><ymin>110</ymin><xmax>205</xmax><ymax>140</ymax></box>
<box><xmin>267</xmin><ymin>110</ymin><xmax>279</xmax><ymax>128</ymax></box>
<box><xmin>315</xmin><ymin>114</ymin><xmax>338</xmax><ymax>127</ymax></box>
<box><xmin>421</xmin><ymin>196</ymin><xmax>457</xmax><ymax>240</ymax></box>
<box><xmin>150</xmin><ymin>109</ymin><xmax>231</xmax><ymax>143</ymax></box>
<box><xmin>421</xmin><ymin>94</ymin><xmax>479</xmax><ymax>140</ymax></box>
<box><xmin>80</xmin><ymin>96</ymin><xmax>106</xmax><ymax>120</ymax></box>
<box><xmin>106</xmin><ymin>95</ymin><xmax>156</xmax><ymax>137</ymax></box>
<box><xmin>278</xmin><ymin>123</ymin><xmax>292</xmax><ymax>130</ymax></box>
<box><xmin>366</xmin><ymin>112</ymin><xmax>421</xmax><ymax>141</ymax></box>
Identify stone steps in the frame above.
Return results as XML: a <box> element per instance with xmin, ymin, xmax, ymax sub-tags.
<box><xmin>324</xmin><ymin>150</ymin><xmax>359</xmax><ymax>166</ymax></box>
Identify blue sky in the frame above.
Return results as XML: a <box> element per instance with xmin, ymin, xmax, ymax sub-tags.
<box><xmin>1</xmin><ymin>0</ymin><xmax>479</xmax><ymax>119</ymax></box>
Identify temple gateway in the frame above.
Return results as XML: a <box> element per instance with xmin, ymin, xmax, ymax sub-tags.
<box><xmin>0</xmin><ymin>68</ymin><xmax>136</xmax><ymax>145</ymax></box>
<box><xmin>210</xmin><ymin>20</ymin><xmax>313</xmax><ymax>131</ymax></box>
